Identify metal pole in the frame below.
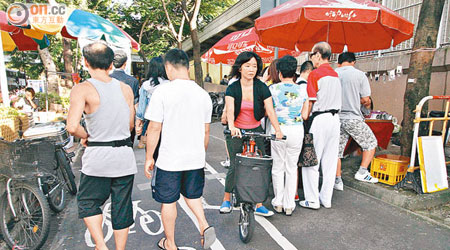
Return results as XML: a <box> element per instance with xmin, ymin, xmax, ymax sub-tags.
<box><xmin>0</xmin><ymin>33</ymin><xmax>10</xmax><ymax>106</ymax></box>
<box><xmin>274</xmin><ymin>0</ymin><xmax>280</xmax><ymax>59</ymax></box>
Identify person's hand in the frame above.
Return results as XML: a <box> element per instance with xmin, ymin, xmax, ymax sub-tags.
<box><xmin>144</xmin><ymin>158</ymin><xmax>155</xmax><ymax>179</ymax></box>
<box><xmin>81</xmin><ymin>138</ymin><xmax>88</xmax><ymax>147</ymax></box>
<box><xmin>230</xmin><ymin>126</ymin><xmax>242</xmax><ymax>138</ymax></box>
<box><xmin>221</xmin><ymin>112</ymin><xmax>227</xmax><ymax>125</ymax></box>
<box><xmin>136</xmin><ymin>119</ymin><xmax>143</xmax><ymax>136</ymax></box>
<box><xmin>275</xmin><ymin>130</ymin><xmax>284</xmax><ymax>140</ymax></box>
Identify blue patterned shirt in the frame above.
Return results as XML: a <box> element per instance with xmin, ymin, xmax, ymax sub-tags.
<box><xmin>269</xmin><ymin>82</ymin><xmax>308</xmax><ymax>126</ymax></box>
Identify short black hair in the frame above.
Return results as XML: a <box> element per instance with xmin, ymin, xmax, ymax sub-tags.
<box><xmin>164</xmin><ymin>49</ymin><xmax>189</xmax><ymax>69</ymax></box>
<box><xmin>312</xmin><ymin>41</ymin><xmax>332</xmax><ymax>60</ymax></box>
<box><xmin>25</xmin><ymin>87</ymin><xmax>35</xmax><ymax>97</ymax></box>
<box><xmin>338</xmin><ymin>52</ymin><xmax>356</xmax><ymax>64</ymax></box>
<box><xmin>113</xmin><ymin>50</ymin><xmax>128</xmax><ymax>68</ymax></box>
<box><xmin>230</xmin><ymin>51</ymin><xmax>262</xmax><ymax>80</ymax></box>
<box><xmin>82</xmin><ymin>42</ymin><xmax>114</xmax><ymax>70</ymax></box>
<box><xmin>276</xmin><ymin>55</ymin><xmax>297</xmax><ymax>78</ymax></box>
<box><xmin>300</xmin><ymin>61</ymin><xmax>314</xmax><ymax>73</ymax></box>
<box><xmin>146</xmin><ymin>56</ymin><xmax>167</xmax><ymax>86</ymax></box>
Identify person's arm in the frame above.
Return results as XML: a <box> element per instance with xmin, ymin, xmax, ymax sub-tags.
<box><xmin>225</xmin><ymin>96</ymin><xmax>241</xmax><ymax>137</ymax></box>
<box><xmin>120</xmin><ymin>82</ymin><xmax>135</xmax><ymax>131</ymax></box>
<box><xmin>205</xmin><ymin>123</ymin><xmax>210</xmax><ymax>151</ymax></box>
<box><xmin>264</xmin><ymin>97</ymin><xmax>283</xmax><ymax>139</ymax></box>
<box><xmin>28</xmin><ymin>97</ymin><xmax>38</xmax><ymax>109</ymax></box>
<box><xmin>360</xmin><ymin>96</ymin><xmax>371</xmax><ymax>108</ymax></box>
<box><xmin>144</xmin><ymin>121</ymin><xmax>161</xmax><ymax>179</ymax></box>
<box><xmin>221</xmin><ymin>105</ymin><xmax>227</xmax><ymax>124</ymax></box>
<box><xmin>66</xmin><ymin>84</ymin><xmax>89</xmax><ymax>141</ymax></box>
<box><xmin>301</xmin><ymin>99</ymin><xmax>310</xmax><ymax>121</ymax></box>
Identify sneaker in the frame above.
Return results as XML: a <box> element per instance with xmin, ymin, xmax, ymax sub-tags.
<box><xmin>255</xmin><ymin>205</ymin><xmax>274</xmax><ymax>217</ymax></box>
<box><xmin>285</xmin><ymin>208</ymin><xmax>293</xmax><ymax>216</ymax></box>
<box><xmin>219</xmin><ymin>201</ymin><xmax>232</xmax><ymax>214</ymax></box>
<box><xmin>354</xmin><ymin>171</ymin><xmax>379</xmax><ymax>183</ymax></box>
<box><xmin>220</xmin><ymin>159</ymin><xmax>230</xmax><ymax>168</ymax></box>
<box><xmin>299</xmin><ymin>200</ymin><xmax>320</xmax><ymax>210</ymax></box>
<box><xmin>334</xmin><ymin>179</ymin><xmax>344</xmax><ymax>191</ymax></box>
<box><xmin>319</xmin><ymin>199</ymin><xmax>332</xmax><ymax>209</ymax></box>
<box><xmin>273</xmin><ymin>205</ymin><xmax>283</xmax><ymax>213</ymax></box>
<box><xmin>294</xmin><ymin>195</ymin><xmax>300</xmax><ymax>202</ymax></box>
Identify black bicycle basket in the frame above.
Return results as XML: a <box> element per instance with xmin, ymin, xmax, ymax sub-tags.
<box><xmin>0</xmin><ymin>139</ymin><xmax>57</xmax><ymax>178</ymax></box>
<box><xmin>234</xmin><ymin>154</ymin><xmax>272</xmax><ymax>203</ymax></box>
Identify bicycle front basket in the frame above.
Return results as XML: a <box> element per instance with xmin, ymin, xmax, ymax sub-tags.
<box><xmin>234</xmin><ymin>154</ymin><xmax>272</xmax><ymax>204</ymax></box>
<box><xmin>0</xmin><ymin>139</ymin><xmax>56</xmax><ymax>178</ymax></box>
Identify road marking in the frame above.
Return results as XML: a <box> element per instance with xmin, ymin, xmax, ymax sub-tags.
<box><xmin>205</xmin><ymin>173</ymin><xmax>226</xmax><ymax>180</ymax></box>
<box><xmin>178</xmin><ymin>197</ymin><xmax>226</xmax><ymax>250</ymax></box>
<box><xmin>205</xmin><ymin>162</ymin><xmax>298</xmax><ymax>250</ymax></box>
<box><xmin>210</xmin><ymin>134</ymin><xmax>226</xmax><ymax>142</ymax></box>
<box><xmin>137</xmin><ymin>182</ymin><xmax>151</xmax><ymax>191</ymax></box>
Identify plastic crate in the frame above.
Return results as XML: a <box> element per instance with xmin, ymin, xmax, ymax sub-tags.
<box><xmin>370</xmin><ymin>154</ymin><xmax>410</xmax><ymax>186</ymax></box>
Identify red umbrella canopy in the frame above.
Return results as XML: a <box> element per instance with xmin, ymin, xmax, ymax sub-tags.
<box><xmin>202</xmin><ymin>27</ymin><xmax>301</xmax><ymax>65</ymax></box>
<box><xmin>255</xmin><ymin>0</ymin><xmax>414</xmax><ymax>53</ymax></box>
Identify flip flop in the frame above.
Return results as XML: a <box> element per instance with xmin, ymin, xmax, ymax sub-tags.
<box><xmin>157</xmin><ymin>238</ymin><xmax>167</xmax><ymax>250</ymax></box>
<box><xmin>201</xmin><ymin>226</ymin><xmax>216</xmax><ymax>249</ymax></box>
<box><xmin>157</xmin><ymin>237</ymin><xmax>179</xmax><ymax>250</ymax></box>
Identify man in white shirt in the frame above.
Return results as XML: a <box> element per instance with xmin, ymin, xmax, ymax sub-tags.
<box><xmin>144</xmin><ymin>49</ymin><xmax>216</xmax><ymax>250</ymax></box>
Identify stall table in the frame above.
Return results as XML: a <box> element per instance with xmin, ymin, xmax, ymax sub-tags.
<box><xmin>343</xmin><ymin>119</ymin><xmax>394</xmax><ymax>156</ymax></box>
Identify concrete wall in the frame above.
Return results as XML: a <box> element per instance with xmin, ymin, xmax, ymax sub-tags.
<box><xmin>354</xmin><ymin>47</ymin><xmax>450</xmax><ymax>123</ymax></box>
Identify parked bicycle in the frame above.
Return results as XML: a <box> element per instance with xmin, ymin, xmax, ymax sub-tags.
<box><xmin>0</xmin><ymin>122</ymin><xmax>77</xmax><ymax>250</ymax></box>
<box><xmin>224</xmin><ymin>129</ymin><xmax>285</xmax><ymax>243</ymax></box>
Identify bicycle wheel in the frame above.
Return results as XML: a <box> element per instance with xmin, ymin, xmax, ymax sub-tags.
<box><xmin>0</xmin><ymin>182</ymin><xmax>51</xmax><ymax>250</ymax></box>
<box><xmin>238</xmin><ymin>204</ymin><xmax>255</xmax><ymax>243</ymax></box>
<box><xmin>56</xmin><ymin>149</ymin><xmax>77</xmax><ymax>195</ymax></box>
<box><xmin>41</xmin><ymin>176</ymin><xmax>66</xmax><ymax>213</ymax></box>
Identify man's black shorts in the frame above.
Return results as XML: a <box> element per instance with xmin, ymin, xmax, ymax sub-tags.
<box><xmin>77</xmin><ymin>173</ymin><xmax>134</xmax><ymax>230</ymax></box>
<box><xmin>152</xmin><ymin>167</ymin><xmax>205</xmax><ymax>204</ymax></box>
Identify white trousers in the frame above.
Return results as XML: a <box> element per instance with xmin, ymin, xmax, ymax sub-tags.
<box><xmin>271</xmin><ymin>125</ymin><xmax>304</xmax><ymax>210</ymax></box>
<box><xmin>302</xmin><ymin>113</ymin><xmax>340</xmax><ymax>207</ymax></box>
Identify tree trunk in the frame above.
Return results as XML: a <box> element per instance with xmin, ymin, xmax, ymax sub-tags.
<box><xmin>191</xmin><ymin>28</ymin><xmax>203</xmax><ymax>87</ymax></box>
<box><xmin>38</xmin><ymin>47</ymin><xmax>59</xmax><ymax>94</ymax></box>
<box><xmin>63</xmin><ymin>38</ymin><xmax>73</xmax><ymax>88</ymax></box>
<box><xmin>400</xmin><ymin>0</ymin><xmax>446</xmax><ymax>156</ymax></box>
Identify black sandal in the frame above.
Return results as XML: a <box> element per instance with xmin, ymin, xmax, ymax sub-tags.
<box><xmin>157</xmin><ymin>237</ymin><xmax>179</xmax><ymax>250</ymax></box>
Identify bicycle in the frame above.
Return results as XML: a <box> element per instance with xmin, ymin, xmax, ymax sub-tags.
<box><xmin>0</xmin><ymin>122</ymin><xmax>78</xmax><ymax>249</ymax></box>
<box><xmin>224</xmin><ymin>129</ymin><xmax>285</xmax><ymax>243</ymax></box>
<box><xmin>0</xmin><ymin>138</ymin><xmax>54</xmax><ymax>250</ymax></box>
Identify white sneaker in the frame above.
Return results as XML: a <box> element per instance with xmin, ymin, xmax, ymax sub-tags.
<box><xmin>273</xmin><ymin>205</ymin><xmax>283</xmax><ymax>213</ymax></box>
<box><xmin>220</xmin><ymin>159</ymin><xmax>230</xmax><ymax>168</ymax></box>
<box><xmin>354</xmin><ymin>171</ymin><xmax>378</xmax><ymax>183</ymax></box>
<box><xmin>299</xmin><ymin>200</ymin><xmax>320</xmax><ymax>210</ymax></box>
<box><xmin>319</xmin><ymin>199</ymin><xmax>332</xmax><ymax>209</ymax></box>
<box><xmin>334</xmin><ymin>179</ymin><xmax>344</xmax><ymax>191</ymax></box>
<box><xmin>285</xmin><ymin>208</ymin><xmax>294</xmax><ymax>216</ymax></box>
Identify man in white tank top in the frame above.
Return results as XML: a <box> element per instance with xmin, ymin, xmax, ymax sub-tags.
<box><xmin>67</xmin><ymin>42</ymin><xmax>136</xmax><ymax>250</ymax></box>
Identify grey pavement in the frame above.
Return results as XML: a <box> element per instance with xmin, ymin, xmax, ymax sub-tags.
<box><xmin>48</xmin><ymin>122</ymin><xmax>450</xmax><ymax>250</ymax></box>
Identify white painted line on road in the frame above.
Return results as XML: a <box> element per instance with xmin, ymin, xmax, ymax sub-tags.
<box><xmin>210</xmin><ymin>135</ymin><xmax>226</xmax><ymax>142</ymax></box>
<box><xmin>205</xmin><ymin>162</ymin><xmax>298</xmax><ymax>250</ymax></box>
<box><xmin>178</xmin><ymin>197</ymin><xmax>226</xmax><ymax>250</ymax></box>
<box><xmin>137</xmin><ymin>182</ymin><xmax>151</xmax><ymax>191</ymax></box>
<box><xmin>205</xmin><ymin>173</ymin><xmax>227</xmax><ymax>180</ymax></box>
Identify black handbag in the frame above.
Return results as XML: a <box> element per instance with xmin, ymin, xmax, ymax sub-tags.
<box><xmin>298</xmin><ymin>115</ymin><xmax>318</xmax><ymax>168</ymax></box>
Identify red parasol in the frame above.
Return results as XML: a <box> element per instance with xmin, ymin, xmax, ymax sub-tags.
<box><xmin>201</xmin><ymin>27</ymin><xmax>301</xmax><ymax>65</ymax></box>
<box><xmin>254</xmin><ymin>0</ymin><xmax>414</xmax><ymax>52</ymax></box>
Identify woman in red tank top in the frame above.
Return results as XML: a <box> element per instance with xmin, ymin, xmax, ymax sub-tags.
<box><xmin>219</xmin><ymin>51</ymin><xmax>283</xmax><ymax>217</ymax></box>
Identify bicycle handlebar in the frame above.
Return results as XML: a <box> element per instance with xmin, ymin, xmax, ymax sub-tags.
<box><xmin>223</xmin><ymin>129</ymin><xmax>287</xmax><ymax>140</ymax></box>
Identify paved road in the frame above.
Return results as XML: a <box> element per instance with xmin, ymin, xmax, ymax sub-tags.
<box><xmin>50</xmin><ymin>122</ymin><xmax>450</xmax><ymax>250</ymax></box>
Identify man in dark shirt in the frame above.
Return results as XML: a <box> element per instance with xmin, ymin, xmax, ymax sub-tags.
<box><xmin>110</xmin><ymin>50</ymin><xmax>139</xmax><ymax>144</ymax></box>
